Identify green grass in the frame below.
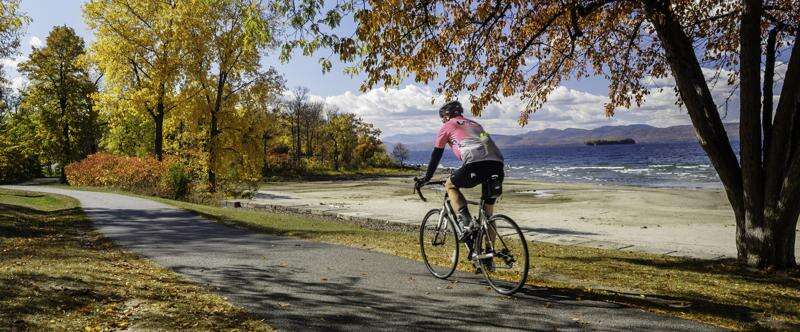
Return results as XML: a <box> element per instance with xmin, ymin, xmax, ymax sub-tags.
<box><xmin>51</xmin><ymin>185</ymin><xmax>800</xmax><ymax>330</ymax></box>
<box><xmin>264</xmin><ymin>167</ymin><xmax>417</xmax><ymax>181</ymax></box>
<box><xmin>0</xmin><ymin>189</ymin><xmax>77</xmax><ymax>211</ymax></box>
<box><xmin>0</xmin><ymin>188</ymin><xmax>272</xmax><ymax>331</ymax></box>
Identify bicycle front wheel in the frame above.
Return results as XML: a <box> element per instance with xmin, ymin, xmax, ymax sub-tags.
<box><xmin>476</xmin><ymin>214</ymin><xmax>530</xmax><ymax>295</ymax></box>
<box><xmin>419</xmin><ymin>209</ymin><xmax>459</xmax><ymax>279</ymax></box>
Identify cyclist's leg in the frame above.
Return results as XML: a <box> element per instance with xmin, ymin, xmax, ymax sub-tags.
<box><xmin>480</xmin><ymin>162</ymin><xmax>505</xmax><ymax>244</ymax></box>
<box><xmin>448</xmin><ymin>164</ymin><xmax>479</xmax><ymax>225</ymax></box>
<box><xmin>444</xmin><ymin>178</ymin><xmax>467</xmax><ymax>218</ymax></box>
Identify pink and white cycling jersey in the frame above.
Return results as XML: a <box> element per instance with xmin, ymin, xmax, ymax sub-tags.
<box><xmin>435</xmin><ymin>115</ymin><xmax>504</xmax><ymax>164</ymax></box>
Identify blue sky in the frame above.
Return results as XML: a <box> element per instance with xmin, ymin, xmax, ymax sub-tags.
<box><xmin>4</xmin><ymin>0</ymin><xmax>751</xmax><ymax>138</ymax></box>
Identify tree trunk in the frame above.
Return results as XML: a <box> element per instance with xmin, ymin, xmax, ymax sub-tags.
<box><xmin>154</xmin><ymin>111</ymin><xmax>164</xmax><ymax>161</ymax></box>
<box><xmin>208</xmin><ymin>106</ymin><xmax>218</xmax><ymax>192</ymax></box>
<box><xmin>738</xmin><ymin>0</ymin><xmax>767</xmax><ymax>266</ymax></box>
<box><xmin>59</xmin><ymin>97</ymin><xmax>70</xmax><ymax>184</ymax></box>
<box><xmin>761</xmin><ymin>29</ymin><xmax>800</xmax><ymax>269</ymax></box>
<box><xmin>154</xmin><ymin>87</ymin><xmax>166</xmax><ymax>161</ymax></box>
<box><xmin>643</xmin><ymin>1</ymin><xmax>799</xmax><ymax>269</ymax></box>
<box><xmin>762</xmin><ymin>28</ymin><xmax>779</xmax><ymax>154</ymax></box>
<box><xmin>60</xmin><ymin>121</ymin><xmax>70</xmax><ymax>184</ymax></box>
<box><xmin>207</xmin><ymin>72</ymin><xmax>227</xmax><ymax>193</ymax></box>
<box><xmin>642</xmin><ymin>0</ymin><xmax>747</xmax><ymax>259</ymax></box>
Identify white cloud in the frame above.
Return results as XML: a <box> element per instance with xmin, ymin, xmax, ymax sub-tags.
<box><xmin>315</xmin><ymin>63</ymin><xmax>768</xmax><ymax>138</ymax></box>
<box><xmin>29</xmin><ymin>36</ymin><xmax>43</xmax><ymax>49</ymax></box>
<box><xmin>311</xmin><ymin>83</ymin><xmax>707</xmax><ymax>138</ymax></box>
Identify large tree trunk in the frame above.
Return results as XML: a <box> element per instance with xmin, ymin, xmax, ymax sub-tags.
<box><xmin>643</xmin><ymin>0</ymin><xmax>798</xmax><ymax>269</ymax></box>
<box><xmin>738</xmin><ymin>0</ymin><xmax>768</xmax><ymax>266</ymax></box>
<box><xmin>761</xmin><ymin>29</ymin><xmax>800</xmax><ymax>269</ymax></box>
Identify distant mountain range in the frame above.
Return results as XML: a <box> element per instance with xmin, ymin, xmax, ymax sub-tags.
<box><xmin>383</xmin><ymin>123</ymin><xmax>740</xmax><ymax>151</ymax></box>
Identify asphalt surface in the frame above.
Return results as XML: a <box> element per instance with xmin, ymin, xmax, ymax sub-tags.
<box><xmin>3</xmin><ymin>185</ymin><xmax>724</xmax><ymax>331</ymax></box>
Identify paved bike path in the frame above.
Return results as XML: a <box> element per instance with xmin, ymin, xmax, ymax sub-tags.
<box><xmin>4</xmin><ymin>185</ymin><xmax>723</xmax><ymax>331</ymax></box>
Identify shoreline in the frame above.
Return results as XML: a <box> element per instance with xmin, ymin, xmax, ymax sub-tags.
<box><xmin>394</xmin><ymin>163</ymin><xmax>725</xmax><ymax>191</ymax></box>
<box><xmin>240</xmin><ymin>177</ymin><xmax>798</xmax><ymax>260</ymax></box>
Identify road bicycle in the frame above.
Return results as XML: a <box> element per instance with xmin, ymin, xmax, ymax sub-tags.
<box><xmin>414</xmin><ymin>178</ymin><xmax>529</xmax><ymax>295</ymax></box>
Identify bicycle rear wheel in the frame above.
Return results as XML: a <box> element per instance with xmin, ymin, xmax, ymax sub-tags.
<box><xmin>475</xmin><ymin>214</ymin><xmax>529</xmax><ymax>295</ymax></box>
<box><xmin>419</xmin><ymin>209</ymin><xmax>459</xmax><ymax>279</ymax></box>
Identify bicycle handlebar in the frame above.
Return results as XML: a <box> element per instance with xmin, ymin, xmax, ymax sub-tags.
<box><xmin>413</xmin><ymin>177</ymin><xmax>445</xmax><ymax>202</ymax></box>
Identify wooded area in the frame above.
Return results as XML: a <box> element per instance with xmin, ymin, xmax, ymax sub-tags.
<box><xmin>0</xmin><ymin>0</ymin><xmax>394</xmax><ymax>194</ymax></box>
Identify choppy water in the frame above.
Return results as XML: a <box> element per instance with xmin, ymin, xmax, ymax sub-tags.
<box><xmin>407</xmin><ymin>142</ymin><xmax>736</xmax><ymax>189</ymax></box>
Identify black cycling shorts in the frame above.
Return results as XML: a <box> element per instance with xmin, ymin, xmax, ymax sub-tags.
<box><xmin>450</xmin><ymin>160</ymin><xmax>505</xmax><ymax>204</ymax></box>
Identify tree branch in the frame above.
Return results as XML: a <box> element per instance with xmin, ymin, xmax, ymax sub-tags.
<box><xmin>763</xmin><ymin>27</ymin><xmax>779</xmax><ymax>157</ymax></box>
<box><xmin>764</xmin><ymin>28</ymin><xmax>800</xmax><ymax>209</ymax></box>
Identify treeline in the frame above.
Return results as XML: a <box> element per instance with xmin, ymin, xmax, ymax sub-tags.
<box><xmin>0</xmin><ymin>0</ymin><xmax>394</xmax><ymax>193</ymax></box>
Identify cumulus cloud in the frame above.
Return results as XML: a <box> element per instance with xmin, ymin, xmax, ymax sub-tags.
<box><xmin>311</xmin><ymin>83</ymin><xmax>699</xmax><ymax>137</ymax></box>
<box><xmin>309</xmin><ymin>63</ymin><xmax>769</xmax><ymax>138</ymax></box>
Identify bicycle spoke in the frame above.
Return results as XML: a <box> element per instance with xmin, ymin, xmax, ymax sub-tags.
<box><xmin>477</xmin><ymin>215</ymin><xmax>529</xmax><ymax>295</ymax></box>
<box><xmin>420</xmin><ymin>209</ymin><xmax>459</xmax><ymax>279</ymax></box>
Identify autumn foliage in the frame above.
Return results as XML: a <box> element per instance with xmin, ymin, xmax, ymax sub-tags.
<box><xmin>65</xmin><ymin>153</ymin><xmax>189</xmax><ymax>199</ymax></box>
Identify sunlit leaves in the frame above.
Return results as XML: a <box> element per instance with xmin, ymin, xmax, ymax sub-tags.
<box><xmin>180</xmin><ymin>0</ymin><xmax>284</xmax><ymax>190</ymax></box>
<box><xmin>0</xmin><ymin>0</ymin><xmax>29</xmax><ymax>60</ymax></box>
<box><xmin>277</xmin><ymin>0</ymin><xmax>798</xmax><ymax>125</ymax></box>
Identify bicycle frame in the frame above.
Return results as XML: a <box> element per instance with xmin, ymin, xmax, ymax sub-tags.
<box><xmin>429</xmin><ymin>184</ymin><xmax>495</xmax><ymax>261</ymax></box>
<box><xmin>416</xmin><ymin>177</ymin><xmax>529</xmax><ymax>295</ymax></box>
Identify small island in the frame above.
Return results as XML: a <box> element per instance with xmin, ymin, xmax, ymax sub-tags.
<box><xmin>585</xmin><ymin>138</ymin><xmax>637</xmax><ymax>146</ymax></box>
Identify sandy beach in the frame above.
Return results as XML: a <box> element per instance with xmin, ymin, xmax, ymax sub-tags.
<box><xmin>244</xmin><ymin>177</ymin><xmax>799</xmax><ymax>260</ymax></box>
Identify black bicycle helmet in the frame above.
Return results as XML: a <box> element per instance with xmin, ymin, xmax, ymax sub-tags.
<box><xmin>438</xmin><ymin>101</ymin><xmax>463</xmax><ymax>118</ymax></box>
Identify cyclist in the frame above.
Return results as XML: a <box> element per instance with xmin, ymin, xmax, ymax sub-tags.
<box><xmin>415</xmin><ymin>101</ymin><xmax>505</xmax><ymax>239</ymax></box>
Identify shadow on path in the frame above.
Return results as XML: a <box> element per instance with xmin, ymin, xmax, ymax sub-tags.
<box><xmin>2</xmin><ymin>186</ymin><xmax>724</xmax><ymax>331</ymax></box>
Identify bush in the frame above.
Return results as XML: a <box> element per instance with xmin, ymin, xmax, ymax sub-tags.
<box><xmin>166</xmin><ymin>163</ymin><xmax>191</xmax><ymax>199</ymax></box>
<box><xmin>65</xmin><ymin>153</ymin><xmax>192</xmax><ymax>199</ymax></box>
<box><xmin>0</xmin><ymin>146</ymin><xmax>42</xmax><ymax>184</ymax></box>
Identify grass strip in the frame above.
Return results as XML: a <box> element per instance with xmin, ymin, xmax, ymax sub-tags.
<box><xmin>0</xmin><ymin>188</ymin><xmax>272</xmax><ymax>331</ymax></box>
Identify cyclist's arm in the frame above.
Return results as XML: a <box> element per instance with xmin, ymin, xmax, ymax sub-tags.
<box><xmin>422</xmin><ymin>147</ymin><xmax>444</xmax><ymax>181</ymax></box>
<box><xmin>422</xmin><ymin>124</ymin><xmax>451</xmax><ymax>181</ymax></box>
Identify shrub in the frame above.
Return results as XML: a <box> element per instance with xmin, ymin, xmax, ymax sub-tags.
<box><xmin>0</xmin><ymin>146</ymin><xmax>42</xmax><ymax>184</ymax></box>
<box><xmin>166</xmin><ymin>163</ymin><xmax>191</xmax><ymax>199</ymax></box>
<box><xmin>65</xmin><ymin>153</ymin><xmax>192</xmax><ymax>199</ymax></box>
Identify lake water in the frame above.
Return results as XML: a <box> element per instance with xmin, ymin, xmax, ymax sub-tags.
<box><xmin>406</xmin><ymin>142</ymin><xmax>737</xmax><ymax>189</ymax></box>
